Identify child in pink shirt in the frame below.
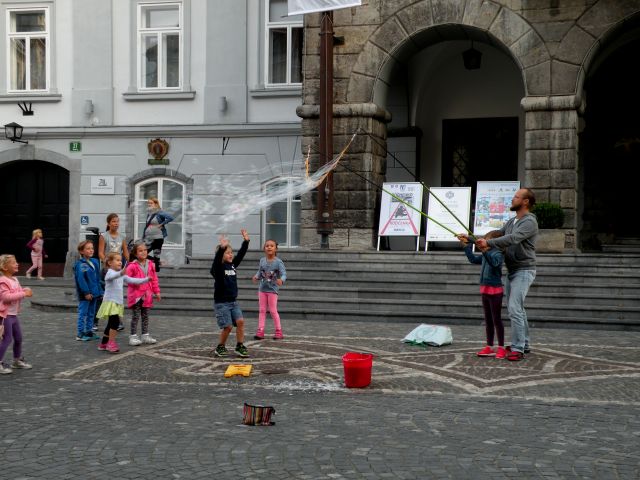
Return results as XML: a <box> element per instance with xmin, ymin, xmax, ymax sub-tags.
<box><xmin>26</xmin><ymin>229</ymin><xmax>47</xmax><ymax>280</ymax></box>
<box><xmin>0</xmin><ymin>254</ymin><xmax>34</xmax><ymax>374</ymax></box>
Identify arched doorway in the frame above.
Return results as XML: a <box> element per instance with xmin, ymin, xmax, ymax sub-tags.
<box><xmin>580</xmin><ymin>16</ymin><xmax>640</xmax><ymax>250</ymax></box>
<box><xmin>0</xmin><ymin>160</ymin><xmax>69</xmax><ymax>275</ymax></box>
<box><xmin>381</xmin><ymin>28</ymin><xmax>525</xmax><ymax>248</ymax></box>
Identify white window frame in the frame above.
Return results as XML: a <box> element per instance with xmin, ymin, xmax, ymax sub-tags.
<box><xmin>264</xmin><ymin>0</ymin><xmax>302</xmax><ymax>87</ymax></box>
<box><xmin>137</xmin><ymin>1</ymin><xmax>183</xmax><ymax>91</ymax></box>
<box><xmin>134</xmin><ymin>177</ymin><xmax>186</xmax><ymax>248</ymax></box>
<box><xmin>6</xmin><ymin>6</ymin><xmax>50</xmax><ymax>93</ymax></box>
<box><xmin>262</xmin><ymin>177</ymin><xmax>301</xmax><ymax>247</ymax></box>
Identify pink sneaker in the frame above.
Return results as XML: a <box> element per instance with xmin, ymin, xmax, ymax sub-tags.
<box><xmin>476</xmin><ymin>346</ymin><xmax>496</xmax><ymax>357</ymax></box>
<box><xmin>273</xmin><ymin>330</ymin><xmax>284</xmax><ymax>340</ymax></box>
<box><xmin>106</xmin><ymin>340</ymin><xmax>120</xmax><ymax>353</ymax></box>
<box><xmin>98</xmin><ymin>342</ymin><xmax>108</xmax><ymax>351</ymax></box>
<box><xmin>254</xmin><ymin>329</ymin><xmax>264</xmax><ymax>340</ymax></box>
<box><xmin>495</xmin><ymin>347</ymin><xmax>507</xmax><ymax>359</ymax></box>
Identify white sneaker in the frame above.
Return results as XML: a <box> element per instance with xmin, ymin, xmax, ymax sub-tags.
<box><xmin>25</xmin><ymin>273</ymin><xmax>31</xmax><ymax>279</ymax></box>
<box><xmin>12</xmin><ymin>358</ymin><xmax>32</xmax><ymax>369</ymax></box>
<box><xmin>129</xmin><ymin>334</ymin><xmax>142</xmax><ymax>346</ymax></box>
<box><xmin>0</xmin><ymin>364</ymin><xmax>13</xmax><ymax>374</ymax></box>
<box><xmin>140</xmin><ymin>333</ymin><xmax>157</xmax><ymax>344</ymax></box>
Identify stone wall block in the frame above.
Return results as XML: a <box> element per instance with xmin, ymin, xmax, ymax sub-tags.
<box><xmin>550</xmin><ymin>149</ymin><xmax>577</xmax><ymax>170</ymax></box>
<box><xmin>524</xmin><ymin>61</ymin><xmax>551</xmax><ymax>95</ymax></box>
<box><xmin>535</xmin><ymin>189</ymin><xmax>550</xmax><ymax>203</ymax></box>
<box><xmin>551</xmin><ymin>129</ymin><xmax>577</xmax><ymax>149</ymax></box>
<box><xmin>562</xmin><ymin>208</ymin><xmax>576</xmax><ymax>229</ymax></box>
<box><xmin>578</xmin><ymin>1</ymin><xmax>639</xmax><ymax>38</ymax></box>
<box><xmin>548</xmin><ymin>189</ymin><xmax>561</xmax><ymax>204</ymax></box>
<box><xmin>334</xmin><ymin>209</ymin><xmax>376</xmax><ymax>229</ymax></box>
<box><xmin>346</xmin><ymin>72</ymin><xmax>376</xmax><ymax>103</ymax></box>
<box><xmin>533</xmin><ymin>20</ymin><xmax>574</xmax><ymax>42</ymax></box>
<box><xmin>551</xmin><ymin>60</ymin><xmax>580</xmax><ymax>94</ymax></box>
<box><xmin>335</xmin><ymin>54</ymin><xmax>359</xmax><ymax>79</ymax></box>
<box><xmin>525</xmin><ymin>150</ymin><xmax>550</xmax><ymax>169</ymax></box>
<box><xmin>462</xmin><ymin>0</ymin><xmax>501</xmax><ymax>30</ymax></box>
<box><xmin>303</xmin><ymin>54</ymin><xmax>320</xmax><ymax>80</ymax></box>
<box><xmin>509</xmin><ymin>29</ymin><xmax>550</xmax><ymax>69</ymax></box>
<box><xmin>369</xmin><ymin>16</ymin><xmax>409</xmax><ymax>55</ymax></box>
<box><xmin>300</xmin><ymin>209</ymin><xmax>317</xmax><ymax>225</ymax></box>
<box><xmin>550</xmin><ymin>169</ymin><xmax>577</xmax><ymax>189</ymax></box>
<box><xmin>333</xmin><ymin>79</ymin><xmax>350</xmax><ymax>103</ymax></box>
<box><xmin>525</xmin><ymin>130</ymin><xmax>551</xmax><ymax>150</ymax></box>
<box><xmin>335</xmin><ymin>2</ymin><xmax>383</xmax><ymax>25</ymax></box>
<box><xmin>379</xmin><ymin>0</ymin><xmax>416</xmax><ymax>18</ymax></box>
<box><xmin>430</xmin><ymin>0</ymin><xmax>465</xmax><ymax>24</ymax></box>
<box><xmin>551</xmin><ymin>109</ymin><xmax>578</xmax><ymax>129</ymax></box>
<box><xmin>351</xmin><ymin>41</ymin><xmax>389</xmax><ymax>76</ymax></box>
<box><xmin>489</xmin><ymin>8</ymin><xmax>531</xmax><ymax>48</ymax></box>
<box><xmin>303</xmin><ymin>79</ymin><xmax>320</xmax><ymax>105</ymax></box>
<box><xmin>304</xmin><ymin>26</ymin><xmax>321</xmax><ymax>52</ymax></box>
<box><xmin>521</xmin><ymin>6</ymin><xmax>587</xmax><ymax>24</ymax></box>
<box><xmin>348</xmin><ymin>191</ymin><xmax>369</xmax><ymax>209</ymax></box>
<box><xmin>525</xmin><ymin>110</ymin><xmax>551</xmax><ymax>130</ymax></box>
<box><xmin>335</xmin><ymin>26</ymin><xmax>379</xmax><ymax>55</ymax></box>
<box><xmin>555</xmin><ymin>25</ymin><xmax>596</xmax><ymax>65</ymax></box>
<box><xmin>526</xmin><ymin>170</ymin><xmax>551</xmax><ymax>189</ymax></box>
<box><xmin>560</xmin><ymin>188</ymin><xmax>577</xmax><ymax>209</ymax></box>
<box><xmin>333</xmin><ymin>191</ymin><xmax>349</xmax><ymax>209</ymax></box>
<box><xmin>396</xmin><ymin>0</ymin><xmax>434</xmax><ymax>36</ymax></box>
<box><xmin>347</xmin><ymin>228</ymin><xmax>376</xmax><ymax>248</ymax></box>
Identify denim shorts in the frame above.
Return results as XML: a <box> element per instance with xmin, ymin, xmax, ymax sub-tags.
<box><xmin>214</xmin><ymin>301</ymin><xmax>243</xmax><ymax>329</ymax></box>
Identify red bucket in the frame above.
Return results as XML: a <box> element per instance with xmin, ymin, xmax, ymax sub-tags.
<box><xmin>342</xmin><ymin>352</ymin><xmax>373</xmax><ymax>388</ymax></box>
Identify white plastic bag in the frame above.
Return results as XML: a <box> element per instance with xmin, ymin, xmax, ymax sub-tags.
<box><xmin>402</xmin><ymin>324</ymin><xmax>453</xmax><ymax>347</ymax></box>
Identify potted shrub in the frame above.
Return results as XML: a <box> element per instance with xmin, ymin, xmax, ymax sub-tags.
<box><xmin>532</xmin><ymin>202</ymin><xmax>565</xmax><ymax>253</ymax></box>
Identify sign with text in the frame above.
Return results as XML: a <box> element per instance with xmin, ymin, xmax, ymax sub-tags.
<box><xmin>288</xmin><ymin>0</ymin><xmax>361</xmax><ymax>15</ymax></box>
<box><xmin>90</xmin><ymin>176</ymin><xmax>115</xmax><ymax>195</ymax></box>
<box><xmin>378</xmin><ymin>182</ymin><xmax>423</xmax><ymax>237</ymax></box>
<box><xmin>473</xmin><ymin>181</ymin><xmax>520</xmax><ymax>236</ymax></box>
<box><xmin>69</xmin><ymin>141</ymin><xmax>81</xmax><ymax>152</ymax></box>
<box><xmin>425</xmin><ymin>187</ymin><xmax>471</xmax><ymax>242</ymax></box>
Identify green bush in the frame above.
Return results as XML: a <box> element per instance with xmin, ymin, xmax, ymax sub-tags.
<box><xmin>532</xmin><ymin>202</ymin><xmax>564</xmax><ymax>229</ymax></box>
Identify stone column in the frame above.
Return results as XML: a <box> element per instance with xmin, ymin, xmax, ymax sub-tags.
<box><xmin>297</xmin><ymin>103</ymin><xmax>390</xmax><ymax>249</ymax></box>
<box><xmin>521</xmin><ymin>95</ymin><xmax>583</xmax><ymax>250</ymax></box>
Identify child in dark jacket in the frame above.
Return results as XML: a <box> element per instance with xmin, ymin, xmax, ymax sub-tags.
<box><xmin>458</xmin><ymin>231</ymin><xmax>505</xmax><ymax>359</ymax></box>
<box><xmin>73</xmin><ymin>240</ymin><xmax>103</xmax><ymax>341</ymax></box>
<box><xmin>210</xmin><ymin>229</ymin><xmax>250</xmax><ymax>358</ymax></box>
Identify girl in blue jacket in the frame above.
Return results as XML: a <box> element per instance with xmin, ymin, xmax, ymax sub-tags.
<box><xmin>73</xmin><ymin>240</ymin><xmax>103</xmax><ymax>341</ymax></box>
<box><xmin>458</xmin><ymin>231</ymin><xmax>505</xmax><ymax>359</ymax></box>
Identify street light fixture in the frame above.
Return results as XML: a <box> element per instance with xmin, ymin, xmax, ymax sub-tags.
<box><xmin>4</xmin><ymin>122</ymin><xmax>27</xmax><ymax>143</ymax></box>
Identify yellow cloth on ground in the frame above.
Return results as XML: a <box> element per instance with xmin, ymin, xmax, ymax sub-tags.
<box><xmin>96</xmin><ymin>301</ymin><xmax>124</xmax><ymax>319</ymax></box>
<box><xmin>224</xmin><ymin>364</ymin><xmax>252</xmax><ymax>378</ymax></box>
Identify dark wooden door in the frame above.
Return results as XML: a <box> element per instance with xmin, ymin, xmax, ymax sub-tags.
<box><xmin>0</xmin><ymin>161</ymin><xmax>69</xmax><ymax>267</ymax></box>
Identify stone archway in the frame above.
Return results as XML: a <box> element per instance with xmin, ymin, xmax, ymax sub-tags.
<box><xmin>0</xmin><ymin>146</ymin><xmax>81</xmax><ymax>274</ymax></box>
<box><xmin>577</xmin><ymin>11</ymin><xmax>640</xmax><ymax>250</ymax></box>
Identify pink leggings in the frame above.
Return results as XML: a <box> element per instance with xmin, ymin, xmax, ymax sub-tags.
<box><xmin>257</xmin><ymin>292</ymin><xmax>281</xmax><ymax>332</ymax></box>
<box><xmin>26</xmin><ymin>254</ymin><xmax>43</xmax><ymax>277</ymax></box>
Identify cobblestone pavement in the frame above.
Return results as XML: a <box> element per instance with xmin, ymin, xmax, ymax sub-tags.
<box><xmin>1</xmin><ymin>287</ymin><xmax>639</xmax><ymax>479</ymax></box>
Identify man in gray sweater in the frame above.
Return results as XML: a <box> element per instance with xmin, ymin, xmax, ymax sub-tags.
<box><xmin>476</xmin><ymin>188</ymin><xmax>538</xmax><ymax>361</ymax></box>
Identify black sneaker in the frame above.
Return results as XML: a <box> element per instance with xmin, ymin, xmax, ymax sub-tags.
<box><xmin>524</xmin><ymin>347</ymin><xmax>531</xmax><ymax>354</ymax></box>
<box><xmin>214</xmin><ymin>344</ymin><xmax>229</xmax><ymax>357</ymax></box>
<box><xmin>92</xmin><ymin>323</ymin><xmax>99</xmax><ymax>332</ymax></box>
<box><xmin>117</xmin><ymin>322</ymin><xmax>125</xmax><ymax>332</ymax></box>
<box><xmin>235</xmin><ymin>343</ymin><xmax>249</xmax><ymax>358</ymax></box>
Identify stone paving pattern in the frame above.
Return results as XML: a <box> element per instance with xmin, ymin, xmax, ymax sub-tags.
<box><xmin>0</xmin><ymin>285</ymin><xmax>639</xmax><ymax>479</ymax></box>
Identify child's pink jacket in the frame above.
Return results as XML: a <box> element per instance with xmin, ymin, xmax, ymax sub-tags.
<box><xmin>0</xmin><ymin>276</ymin><xmax>27</xmax><ymax>317</ymax></box>
<box><xmin>125</xmin><ymin>260</ymin><xmax>160</xmax><ymax>308</ymax></box>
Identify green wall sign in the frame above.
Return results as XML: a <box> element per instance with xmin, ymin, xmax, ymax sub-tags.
<box><xmin>69</xmin><ymin>141</ymin><xmax>82</xmax><ymax>152</ymax></box>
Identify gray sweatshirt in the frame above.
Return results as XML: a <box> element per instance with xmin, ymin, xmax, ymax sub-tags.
<box><xmin>103</xmin><ymin>269</ymin><xmax>149</xmax><ymax>305</ymax></box>
<box><xmin>255</xmin><ymin>257</ymin><xmax>287</xmax><ymax>294</ymax></box>
<box><xmin>487</xmin><ymin>212</ymin><xmax>538</xmax><ymax>273</ymax></box>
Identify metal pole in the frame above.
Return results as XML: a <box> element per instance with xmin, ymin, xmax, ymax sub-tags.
<box><xmin>317</xmin><ymin>10</ymin><xmax>334</xmax><ymax>249</ymax></box>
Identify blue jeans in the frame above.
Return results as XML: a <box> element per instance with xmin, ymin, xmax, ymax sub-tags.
<box><xmin>77</xmin><ymin>298</ymin><xmax>98</xmax><ymax>336</ymax></box>
<box><xmin>504</xmin><ymin>269</ymin><xmax>536</xmax><ymax>353</ymax></box>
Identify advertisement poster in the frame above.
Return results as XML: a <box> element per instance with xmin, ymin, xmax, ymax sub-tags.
<box><xmin>473</xmin><ymin>181</ymin><xmax>520</xmax><ymax>236</ymax></box>
<box><xmin>425</xmin><ymin>187</ymin><xmax>471</xmax><ymax>243</ymax></box>
<box><xmin>378</xmin><ymin>183</ymin><xmax>423</xmax><ymax>237</ymax></box>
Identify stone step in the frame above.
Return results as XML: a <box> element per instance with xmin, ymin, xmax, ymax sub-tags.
<box><xmin>29</xmin><ymin>299</ymin><xmax>638</xmax><ymax>330</ymax></box>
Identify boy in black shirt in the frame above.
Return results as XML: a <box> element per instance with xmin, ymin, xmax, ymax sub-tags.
<box><xmin>210</xmin><ymin>229</ymin><xmax>250</xmax><ymax>357</ymax></box>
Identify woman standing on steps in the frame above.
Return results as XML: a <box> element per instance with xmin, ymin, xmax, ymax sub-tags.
<box><xmin>142</xmin><ymin>197</ymin><xmax>174</xmax><ymax>273</ymax></box>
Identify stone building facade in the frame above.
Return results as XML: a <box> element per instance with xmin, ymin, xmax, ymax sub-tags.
<box><xmin>298</xmin><ymin>0</ymin><xmax>640</xmax><ymax>251</ymax></box>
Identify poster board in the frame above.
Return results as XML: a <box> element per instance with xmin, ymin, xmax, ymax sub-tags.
<box><xmin>473</xmin><ymin>181</ymin><xmax>520</xmax><ymax>236</ymax></box>
<box><xmin>377</xmin><ymin>182</ymin><xmax>423</xmax><ymax>251</ymax></box>
<box><xmin>425</xmin><ymin>187</ymin><xmax>471</xmax><ymax>249</ymax></box>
